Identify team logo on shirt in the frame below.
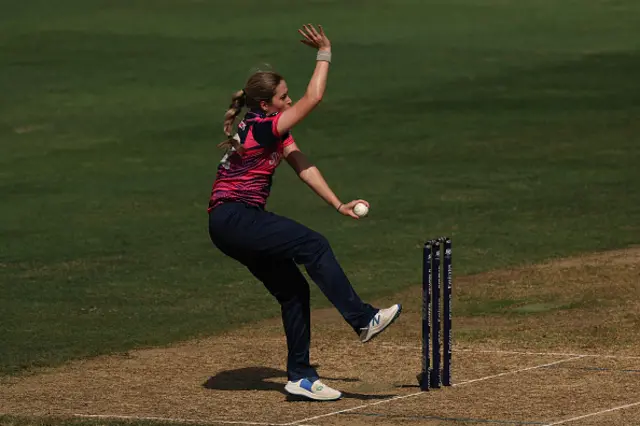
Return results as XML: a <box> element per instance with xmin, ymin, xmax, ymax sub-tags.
<box><xmin>269</xmin><ymin>152</ymin><xmax>281</xmax><ymax>166</ymax></box>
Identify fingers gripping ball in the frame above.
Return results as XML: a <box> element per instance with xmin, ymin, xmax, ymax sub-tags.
<box><xmin>354</xmin><ymin>202</ymin><xmax>369</xmax><ymax>218</ymax></box>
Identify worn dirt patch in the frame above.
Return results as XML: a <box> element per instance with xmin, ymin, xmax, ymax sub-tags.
<box><xmin>1</xmin><ymin>248</ymin><xmax>639</xmax><ymax>425</ymax></box>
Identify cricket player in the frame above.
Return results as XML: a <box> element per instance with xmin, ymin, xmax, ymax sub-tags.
<box><xmin>208</xmin><ymin>24</ymin><xmax>401</xmax><ymax>401</ymax></box>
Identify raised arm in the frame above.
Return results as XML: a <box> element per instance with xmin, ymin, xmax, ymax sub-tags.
<box><xmin>276</xmin><ymin>24</ymin><xmax>332</xmax><ymax>136</ymax></box>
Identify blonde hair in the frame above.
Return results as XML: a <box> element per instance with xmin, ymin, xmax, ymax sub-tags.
<box><xmin>219</xmin><ymin>71</ymin><xmax>284</xmax><ymax>152</ymax></box>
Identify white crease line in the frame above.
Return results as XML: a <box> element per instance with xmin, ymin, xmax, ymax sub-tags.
<box><xmin>281</xmin><ymin>392</ymin><xmax>425</xmax><ymax>425</ymax></box>
<box><xmin>453</xmin><ymin>356</ymin><xmax>584</xmax><ymax>387</ymax></box>
<box><xmin>73</xmin><ymin>413</ymin><xmax>300</xmax><ymax>426</ymax></box>
<box><xmin>378</xmin><ymin>344</ymin><xmax>640</xmax><ymax>360</ymax></box>
<box><xmin>544</xmin><ymin>401</ymin><xmax>640</xmax><ymax>425</ymax></box>
<box><xmin>457</xmin><ymin>349</ymin><xmax>640</xmax><ymax>360</ymax></box>
<box><xmin>284</xmin><ymin>356</ymin><xmax>583</xmax><ymax>425</ymax></box>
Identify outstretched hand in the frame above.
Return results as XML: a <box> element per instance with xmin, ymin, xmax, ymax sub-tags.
<box><xmin>338</xmin><ymin>199</ymin><xmax>370</xmax><ymax>220</ymax></box>
<box><xmin>298</xmin><ymin>24</ymin><xmax>331</xmax><ymax>51</ymax></box>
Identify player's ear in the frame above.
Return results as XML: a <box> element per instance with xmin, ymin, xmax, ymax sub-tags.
<box><xmin>259</xmin><ymin>100</ymin><xmax>269</xmax><ymax>112</ymax></box>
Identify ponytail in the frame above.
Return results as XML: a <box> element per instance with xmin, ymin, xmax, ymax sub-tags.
<box><xmin>218</xmin><ymin>89</ymin><xmax>246</xmax><ymax>153</ymax></box>
<box><xmin>218</xmin><ymin>72</ymin><xmax>283</xmax><ymax>153</ymax></box>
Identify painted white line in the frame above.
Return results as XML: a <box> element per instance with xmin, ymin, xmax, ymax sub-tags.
<box><xmin>284</xmin><ymin>356</ymin><xmax>583</xmax><ymax>425</ymax></box>
<box><xmin>1</xmin><ymin>413</ymin><xmax>319</xmax><ymax>426</ymax></box>
<box><xmin>281</xmin><ymin>392</ymin><xmax>426</xmax><ymax>425</ymax></box>
<box><xmin>378</xmin><ymin>344</ymin><xmax>640</xmax><ymax>360</ymax></box>
<box><xmin>457</xmin><ymin>349</ymin><xmax>640</xmax><ymax>360</ymax></box>
<box><xmin>73</xmin><ymin>413</ymin><xmax>297</xmax><ymax>426</ymax></box>
<box><xmin>544</xmin><ymin>401</ymin><xmax>640</xmax><ymax>425</ymax></box>
<box><xmin>453</xmin><ymin>356</ymin><xmax>584</xmax><ymax>387</ymax></box>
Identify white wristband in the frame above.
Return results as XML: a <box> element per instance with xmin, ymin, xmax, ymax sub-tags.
<box><xmin>316</xmin><ymin>50</ymin><xmax>332</xmax><ymax>63</ymax></box>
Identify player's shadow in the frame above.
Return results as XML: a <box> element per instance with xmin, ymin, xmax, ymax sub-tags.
<box><xmin>203</xmin><ymin>366</ymin><xmax>397</xmax><ymax>401</ymax></box>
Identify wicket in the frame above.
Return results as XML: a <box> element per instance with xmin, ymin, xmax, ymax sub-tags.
<box><xmin>420</xmin><ymin>237</ymin><xmax>453</xmax><ymax>391</ymax></box>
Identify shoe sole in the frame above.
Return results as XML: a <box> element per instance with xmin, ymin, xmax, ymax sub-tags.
<box><xmin>284</xmin><ymin>384</ymin><xmax>342</xmax><ymax>401</ymax></box>
<box><xmin>361</xmin><ymin>304</ymin><xmax>402</xmax><ymax>343</ymax></box>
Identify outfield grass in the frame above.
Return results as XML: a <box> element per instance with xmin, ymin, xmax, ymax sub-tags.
<box><xmin>1</xmin><ymin>0</ymin><xmax>639</xmax><ymax>376</ymax></box>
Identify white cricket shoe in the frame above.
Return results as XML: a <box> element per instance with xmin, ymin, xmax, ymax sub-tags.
<box><xmin>284</xmin><ymin>378</ymin><xmax>342</xmax><ymax>401</ymax></box>
<box><xmin>359</xmin><ymin>304</ymin><xmax>402</xmax><ymax>343</ymax></box>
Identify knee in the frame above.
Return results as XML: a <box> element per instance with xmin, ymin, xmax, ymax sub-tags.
<box><xmin>307</xmin><ymin>231</ymin><xmax>330</xmax><ymax>255</ymax></box>
<box><xmin>292</xmin><ymin>231</ymin><xmax>332</xmax><ymax>267</ymax></box>
<box><xmin>276</xmin><ymin>283</ymin><xmax>310</xmax><ymax>306</ymax></box>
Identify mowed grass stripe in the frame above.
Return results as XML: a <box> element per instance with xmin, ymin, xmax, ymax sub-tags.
<box><xmin>1</xmin><ymin>0</ymin><xmax>639</xmax><ymax>376</ymax></box>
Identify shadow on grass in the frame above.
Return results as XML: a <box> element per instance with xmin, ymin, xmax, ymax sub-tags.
<box><xmin>203</xmin><ymin>366</ymin><xmax>397</xmax><ymax>401</ymax></box>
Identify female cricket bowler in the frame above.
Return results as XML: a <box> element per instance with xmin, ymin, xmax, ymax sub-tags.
<box><xmin>208</xmin><ymin>24</ymin><xmax>401</xmax><ymax>401</ymax></box>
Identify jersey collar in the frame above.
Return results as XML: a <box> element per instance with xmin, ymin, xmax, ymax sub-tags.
<box><xmin>248</xmin><ymin>109</ymin><xmax>278</xmax><ymax>118</ymax></box>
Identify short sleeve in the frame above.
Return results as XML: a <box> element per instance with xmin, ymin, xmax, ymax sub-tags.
<box><xmin>282</xmin><ymin>132</ymin><xmax>295</xmax><ymax>148</ymax></box>
<box><xmin>251</xmin><ymin>113</ymin><xmax>290</xmax><ymax>147</ymax></box>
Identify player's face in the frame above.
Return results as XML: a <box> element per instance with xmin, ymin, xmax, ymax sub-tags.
<box><xmin>265</xmin><ymin>80</ymin><xmax>292</xmax><ymax>113</ymax></box>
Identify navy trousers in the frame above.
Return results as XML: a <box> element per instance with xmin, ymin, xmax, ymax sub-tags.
<box><xmin>208</xmin><ymin>202</ymin><xmax>377</xmax><ymax>381</ymax></box>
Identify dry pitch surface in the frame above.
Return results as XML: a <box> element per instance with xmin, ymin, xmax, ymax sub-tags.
<box><xmin>1</xmin><ymin>249</ymin><xmax>639</xmax><ymax>426</ymax></box>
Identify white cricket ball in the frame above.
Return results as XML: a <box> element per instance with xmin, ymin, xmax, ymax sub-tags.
<box><xmin>353</xmin><ymin>202</ymin><xmax>369</xmax><ymax>217</ymax></box>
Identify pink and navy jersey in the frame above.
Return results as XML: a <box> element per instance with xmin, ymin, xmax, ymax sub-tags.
<box><xmin>208</xmin><ymin>110</ymin><xmax>294</xmax><ymax>211</ymax></box>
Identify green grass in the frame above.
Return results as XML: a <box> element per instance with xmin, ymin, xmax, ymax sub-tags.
<box><xmin>1</xmin><ymin>0</ymin><xmax>640</xmax><ymax>377</ymax></box>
